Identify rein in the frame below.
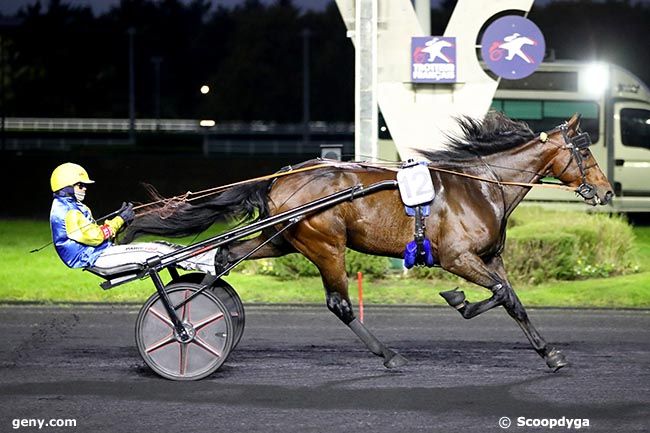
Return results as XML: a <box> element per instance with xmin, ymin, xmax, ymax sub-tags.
<box><xmin>135</xmin><ymin>130</ymin><xmax>587</xmax><ymax>218</ymax></box>
<box><xmin>133</xmin><ymin>163</ymin><xmax>333</xmax><ymax>216</ymax></box>
<box><xmin>426</xmin><ymin>165</ymin><xmax>573</xmax><ymax>191</ymax></box>
<box><xmin>136</xmin><ymin>158</ymin><xmax>575</xmax><ymax>217</ymax></box>
<box><xmin>355</xmin><ymin>161</ymin><xmax>574</xmax><ymax>191</ymax></box>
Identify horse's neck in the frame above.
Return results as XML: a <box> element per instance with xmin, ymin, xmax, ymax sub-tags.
<box><xmin>481</xmin><ymin>139</ymin><xmax>552</xmax><ymax>215</ymax></box>
<box><xmin>484</xmin><ymin>140</ymin><xmax>550</xmax><ymax>183</ymax></box>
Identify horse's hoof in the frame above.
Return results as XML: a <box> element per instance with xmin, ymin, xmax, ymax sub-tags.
<box><xmin>383</xmin><ymin>351</ymin><xmax>408</xmax><ymax>368</ymax></box>
<box><xmin>439</xmin><ymin>288</ymin><xmax>466</xmax><ymax>308</ymax></box>
<box><xmin>545</xmin><ymin>348</ymin><xmax>569</xmax><ymax>372</ymax></box>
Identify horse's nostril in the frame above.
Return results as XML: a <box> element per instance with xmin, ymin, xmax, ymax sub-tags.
<box><xmin>604</xmin><ymin>191</ymin><xmax>613</xmax><ymax>204</ymax></box>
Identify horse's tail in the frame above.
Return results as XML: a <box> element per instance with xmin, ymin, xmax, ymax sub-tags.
<box><xmin>118</xmin><ymin>180</ymin><xmax>271</xmax><ymax>244</ymax></box>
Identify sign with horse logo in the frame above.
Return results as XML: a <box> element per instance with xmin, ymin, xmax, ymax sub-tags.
<box><xmin>411</xmin><ymin>36</ymin><xmax>457</xmax><ymax>83</ymax></box>
<box><xmin>481</xmin><ymin>15</ymin><xmax>545</xmax><ymax>80</ymax></box>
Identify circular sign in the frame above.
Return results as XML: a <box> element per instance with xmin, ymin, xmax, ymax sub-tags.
<box><xmin>481</xmin><ymin>15</ymin><xmax>545</xmax><ymax>80</ymax></box>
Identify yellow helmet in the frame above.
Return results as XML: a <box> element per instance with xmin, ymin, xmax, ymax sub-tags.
<box><xmin>50</xmin><ymin>162</ymin><xmax>95</xmax><ymax>192</ymax></box>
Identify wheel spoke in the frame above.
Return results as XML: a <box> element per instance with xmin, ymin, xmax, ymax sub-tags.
<box><xmin>179</xmin><ymin>342</ymin><xmax>188</xmax><ymax>376</ymax></box>
<box><xmin>148</xmin><ymin>307</ymin><xmax>174</xmax><ymax>329</ymax></box>
<box><xmin>145</xmin><ymin>333</ymin><xmax>175</xmax><ymax>353</ymax></box>
<box><xmin>181</xmin><ymin>290</ymin><xmax>191</xmax><ymax>322</ymax></box>
<box><xmin>194</xmin><ymin>312</ymin><xmax>224</xmax><ymax>331</ymax></box>
<box><xmin>193</xmin><ymin>336</ymin><xmax>222</xmax><ymax>358</ymax></box>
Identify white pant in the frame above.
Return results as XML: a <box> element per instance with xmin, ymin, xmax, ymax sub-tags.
<box><xmin>93</xmin><ymin>241</ymin><xmax>218</xmax><ymax>274</ymax></box>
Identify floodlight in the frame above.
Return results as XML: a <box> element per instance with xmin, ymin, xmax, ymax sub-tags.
<box><xmin>582</xmin><ymin>63</ymin><xmax>609</xmax><ymax>96</ymax></box>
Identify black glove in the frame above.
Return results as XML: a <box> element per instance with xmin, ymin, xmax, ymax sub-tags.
<box><xmin>118</xmin><ymin>202</ymin><xmax>135</xmax><ymax>225</ymax></box>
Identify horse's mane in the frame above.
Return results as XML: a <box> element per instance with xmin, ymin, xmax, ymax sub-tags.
<box><xmin>418</xmin><ymin>111</ymin><xmax>535</xmax><ymax>162</ymax></box>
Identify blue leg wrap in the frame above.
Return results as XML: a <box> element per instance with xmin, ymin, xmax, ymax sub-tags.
<box><xmin>403</xmin><ymin>239</ymin><xmax>436</xmax><ymax>269</ymax></box>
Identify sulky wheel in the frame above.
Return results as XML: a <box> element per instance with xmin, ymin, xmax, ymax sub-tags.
<box><xmin>211</xmin><ymin>279</ymin><xmax>245</xmax><ymax>349</ymax></box>
<box><xmin>170</xmin><ymin>273</ymin><xmax>245</xmax><ymax>349</ymax></box>
<box><xmin>135</xmin><ymin>282</ymin><xmax>234</xmax><ymax>381</ymax></box>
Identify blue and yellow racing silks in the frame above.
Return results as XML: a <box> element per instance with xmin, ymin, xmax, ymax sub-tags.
<box><xmin>50</xmin><ymin>196</ymin><xmax>125</xmax><ymax>268</ymax></box>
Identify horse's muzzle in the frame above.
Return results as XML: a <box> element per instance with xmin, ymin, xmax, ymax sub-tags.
<box><xmin>584</xmin><ymin>189</ymin><xmax>613</xmax><ymax>206</ymax></box>
<box><xmin>602</xmin><ymin>191</ymin><xmax>613</xmax><ymax>205</ymax></box>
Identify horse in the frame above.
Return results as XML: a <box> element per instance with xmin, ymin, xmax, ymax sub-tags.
<box><xmin>121</xmin><ymin>112</ymin><xmax>613</xmax><ymax>372</ymax></box>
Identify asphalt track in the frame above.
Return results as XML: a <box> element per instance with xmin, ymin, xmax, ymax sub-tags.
<box><xmin>0</xmin><ymin>304</ymin><xmax>648</xmax><ymax>433</ymax></box>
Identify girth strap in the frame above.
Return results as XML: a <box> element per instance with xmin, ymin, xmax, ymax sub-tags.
<box><xmin>403</xmin><ymin>203</ymin><xmax>436</xmax><ymax>269</ymax></box>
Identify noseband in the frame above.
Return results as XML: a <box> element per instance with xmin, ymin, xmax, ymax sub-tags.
<box><xmin>549</xmin><ymin>123</ymin><xmax>597</xmax><ymax>200</ymax></box>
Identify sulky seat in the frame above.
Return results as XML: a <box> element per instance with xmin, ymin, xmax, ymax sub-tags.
<box><xmin>85</xmin><ymin>263</ymin><xmax>146</xmax><ymax>289</ymax></box>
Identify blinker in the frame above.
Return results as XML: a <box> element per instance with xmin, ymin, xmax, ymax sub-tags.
<box><xmin>571</xmin><ymin>132</ymin><xmax>591</xmax><ymax>149</ymax></box>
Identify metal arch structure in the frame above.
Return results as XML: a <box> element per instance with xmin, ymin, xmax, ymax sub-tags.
<box><xmin>335</xmin><ymin>0</ymin><xmax>535</xmax><ymax>161</ymax></box>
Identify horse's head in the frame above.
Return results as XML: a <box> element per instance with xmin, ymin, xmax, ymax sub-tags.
<box><xmin>542</xmin><ymin>114</ymin><xmax>613</xmax><ymax>206</ymax></box>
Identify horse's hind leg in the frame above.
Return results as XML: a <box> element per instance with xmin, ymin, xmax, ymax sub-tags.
<box><xmin>215</xmin><ymin>230</ymin><xmax>295</xmax><ymax>273</ymax></box>
<box><xmin>287</xmin><ymin>220</ymin><xmax>407</xmax><ymax>368</ymax></box>
<box><xmin>322</xmin><ymin>261</ymin><xmax>407</xmax><ymax>368</ymax></box>
<box><xmin>439</xmin><ymin>252</ymin><xmax>567</xmax><ymax>371</ymax></box>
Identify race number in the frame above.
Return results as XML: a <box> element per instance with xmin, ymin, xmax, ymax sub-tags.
<box><xmin>397</xmin><ymin>163</ymin><xmax>435</xmax><ymax>207</ymax></box>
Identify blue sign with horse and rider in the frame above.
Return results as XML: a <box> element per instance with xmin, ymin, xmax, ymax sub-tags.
<box><xmin>481</xmin><ymin>15</ymin><xmax>546</xmax><ymax>80</ymax></box>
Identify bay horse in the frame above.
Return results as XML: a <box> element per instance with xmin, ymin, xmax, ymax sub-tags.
<box><xmin>122</xmin><ymin>112</ymin><xmax>613</xmax><ymax>372</ymax></box>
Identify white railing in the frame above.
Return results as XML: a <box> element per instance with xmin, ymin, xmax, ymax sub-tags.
<box><xmin>3</xmin><ymin>118</ymin><xmax>354</xmax><ymax>134</ymax></box>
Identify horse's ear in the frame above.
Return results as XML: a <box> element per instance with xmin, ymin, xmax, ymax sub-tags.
<box><xmin>566</xmin><ymin>113</ymin><xmax>582</xmax><ymax>136</ymax></box>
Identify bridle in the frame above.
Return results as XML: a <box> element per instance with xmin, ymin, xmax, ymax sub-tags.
<box><xmin>547</xmin><ymin>122</ymin><xmax>598</xmax><ymax>200</ymax></box>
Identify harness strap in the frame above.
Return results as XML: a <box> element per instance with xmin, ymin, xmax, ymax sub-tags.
<box><xmin>403</xmin><ymin>204</ymin><xmax>436</xmax><ymax>268</ymax></box>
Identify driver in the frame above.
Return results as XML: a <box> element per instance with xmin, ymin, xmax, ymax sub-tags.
<box><xmin>49</xmin><ymin>162</ymin><xmax>217</xmax><ymax>273</ymax></box>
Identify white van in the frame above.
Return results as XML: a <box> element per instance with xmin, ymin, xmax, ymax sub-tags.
<box><xmin>493</xmin><ymin>60</ymin><xmax>650</xmax><ymax>213</ymax></box>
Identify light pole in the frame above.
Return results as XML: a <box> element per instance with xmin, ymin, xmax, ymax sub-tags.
<box><xmin>0</xmin><ymin>17</ymin><xmax>23</xmax><ymax>152</ymax></box>
<box><xmin>199</xmin><ymin>85</ymin><xmax>214</xmax><ymax>156</ymax></box>
<box><xmin>127</xmin><ymin>27</ymin><xmax>136</xmax><ymax>143</ymax></box>
<box><xmin>151</xmin><ymin>56</ymin><xmax>162</xmax><ymax>129</ymax></box>
<box><xmin>302</xmin><ymin>28</ymin><xmax>311</xmax><ymax>151</ymax></box>
<box><xmin>1</xmin><ymin>32</ymin><xmax>5</xmax><ymax>152</ymax></box>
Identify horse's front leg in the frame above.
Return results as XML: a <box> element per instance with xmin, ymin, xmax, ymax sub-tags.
<box><xmin>439</xmin><ymin>251</ymin><xmax>568</xmax><ymax>371</ymax></box>
<box><xmin>485</xmin><ymin>256</ymin><xmax>568</xmax><ymax>371</ymax></box>
<box><xmin>438</xmin><ymin>251</ymin><xmax>507</xmax><ymax>318</ymax></box>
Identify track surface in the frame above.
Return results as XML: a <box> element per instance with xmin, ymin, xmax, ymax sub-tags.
<box><xmin>0</xmin><ymin>304</ymin><xmax>648</xmax><ymax>432</ymax></box>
